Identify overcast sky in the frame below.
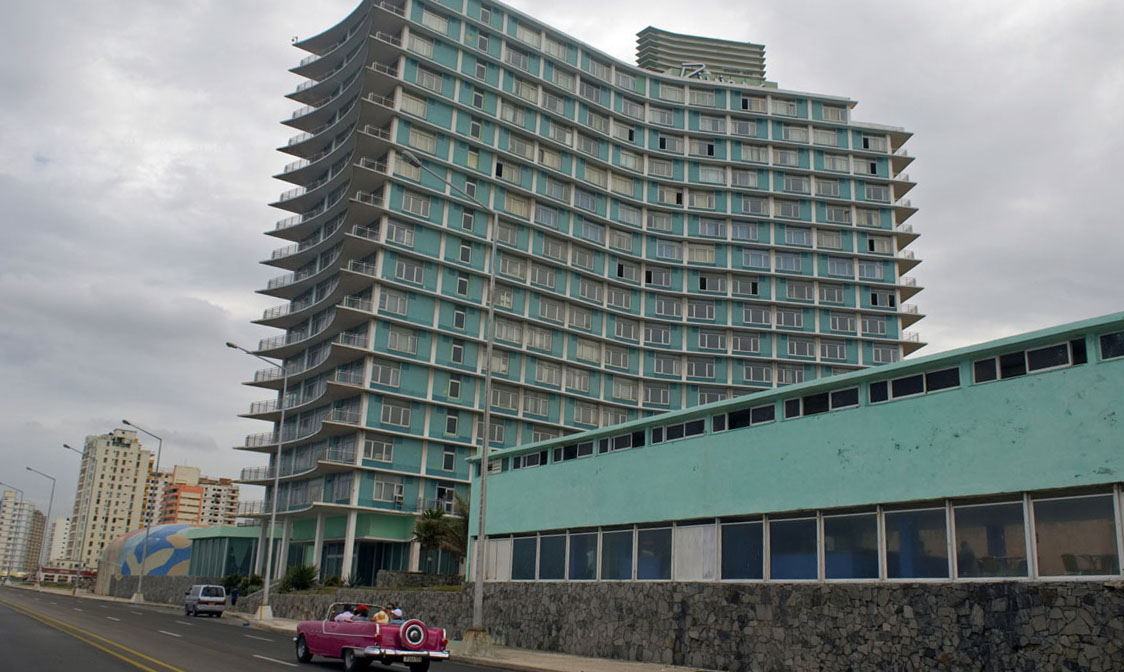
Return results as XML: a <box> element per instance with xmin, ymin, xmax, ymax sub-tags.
<box><xmin>1</xmin><ymin>0</ymin><xmax>1120</xmax><ymax>515</ymax></box>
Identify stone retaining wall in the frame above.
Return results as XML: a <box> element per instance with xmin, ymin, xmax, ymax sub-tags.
<box><xmin>244</xmin><ymin>581</ymin><xmax>1122</xmax><ymax>671</ymax></box>
<box><xmin>375</xmin><ymin>570</ymin><xmax>463</xmax><ymax>588</ymax></box>
<box><xmin>105</xmin><ymin>575</ymin><xmax>225</xmax><ymax>606</ymax></box>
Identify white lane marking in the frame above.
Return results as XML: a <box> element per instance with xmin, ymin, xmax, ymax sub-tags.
<box><xmin>244</xmin><ymin>634</ymin><xmax>273</xmax><ymax>642</ymax></box>
<box><xmin>50</xmin><ymin>602</ymin><xmax>59</xmax><ymax>605</ymax></box>
<box><xmin>176</xmin><ymin>620</ymin><xmax>193</xmax><ymax>626</ymax></box>
<box><xmin>99</xmin><ymin>605</ymin><xmax>108</xmax><ymax>609</ymax></box>
<box><xmin>107</xmin><ymin>617</ymin><xmax>121</xmax><ymax>622</ymax></box>
<box><xmin>130</xmin><ymin>611</ymin><xmax>143</xmax><ymax>615</ymax></box>
<box><xmin>252</xmin><ymin>655</ymin><xmax>298</xmax><ymax>667</ymax></box>
<box><xmin>73</xmin><ymin>608</ymin><xmax>84</xmax><ymax>612</ymax></box>
<box><xmin>158</xmin><ymin>630</ymin><xmax>182</xmax><ymax>638</ymax></box>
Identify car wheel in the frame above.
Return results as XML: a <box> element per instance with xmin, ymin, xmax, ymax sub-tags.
<box><xmin>407</xmin><ymin>660</ymin><xmax>431</xmax><ymax>672</ymax></box>
<box><xmin>342</xmin><ymin>648</ymin><xmax>366</xmax><ymax>672</ymax></box>
<box><xmin>184</xmin><ymin>606</ymin><xmax>190</xmax><ymax>616</ymax></box>
<box><xmin>295</xmin><ymin>634</ymin><xmax>312</xmax><ymax>663</ymax></box>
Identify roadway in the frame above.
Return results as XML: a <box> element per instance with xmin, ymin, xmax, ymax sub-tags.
<box><xmin>0</xmin><ymin>586</ymin><xmax>494</xmax><ymax>672</ymax></box>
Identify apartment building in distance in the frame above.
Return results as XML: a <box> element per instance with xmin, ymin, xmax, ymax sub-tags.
<box><xmin>0</xmin><ymin>491</ymin><xmax>45</xmax><ymax>577</ymax></box>
<box><xmin>46</xmin><ymin>516</ymin><xmax>71</xmax><ymax>564</ymax></box>
<box><xmin>68</xmin><ymin>429</ymin><xmax>151</xmax><ymax>570</ymax></box>
<box><xmin>147</xmin><ymin>466</ymin><xmax>240</xmax><ymax>527</ymax></box>
<box><xmin>236</xmin><ymin>0</ymin><xmax>921</xmax><ymax>582</ymax></box>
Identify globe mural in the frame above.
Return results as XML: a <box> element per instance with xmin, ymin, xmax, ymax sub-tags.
<box><xmin>119</xmin><ymin>524</ymin><xmax>195</xmax><ymax>576</ymax></box>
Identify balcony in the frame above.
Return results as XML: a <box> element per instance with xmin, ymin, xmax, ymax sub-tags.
<box><xmin>240</xmin><ymin>466</ymin><xmax>275</xmax><ymax>482</ymax></box>
<box><xmin>239</xmin><ymin>500</ymin><xmax>267</xmax><ymax>516</ymax></box>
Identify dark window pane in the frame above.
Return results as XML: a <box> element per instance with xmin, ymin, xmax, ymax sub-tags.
<box><xmin>613</xmin><ymin>434</ymin><xmax>631</xmax><ymax>450</ymax></box>
<box><xmin>511</xmin><ymin>537</ymin><xmax>537</xmax><ymax>580</ymax></box>
<box><xmin>636</xmin><ymin>528</ymin><xmax>672</xmax><ymax>580</ymax></box>
<box><xmin>600</xmin><ymin>530</ymin><xmax>633</xmax><ymax>580</ymax></box>
<box><xmin>577</xmin><ymin>442</ymin><xmax>593</xmax><ymax>457</ymax></box>
<box><xmin>538</xmin><ymin>535</ymin><xmax>566</xmax><ymax>580</ymax></box>
<box><xmin>721</xmin><ymin>522</ymin><xmax>764</xmax><ymax>579</ymax></box>
<box><xmin>651</xmin><ymin>427</ymin><xmax>663</xmax><ymax>444</ymax></box>
<box><xmin>552</xmin><ymin>447</ymin><xmax>561</xmax><ymax>462</ymax></box>
<box><xmin>824</xmin><ymin>514</ymin><xmax>879</xmax><ymax>579</ymax></box>
<box><xmin>869</xmin><ymin>380</ymin><xmax>889</xmax><ymax>403</ymax></box>
<box><xmin>665</xmin><ymin>423</ymin><xmax>684</xmax><ymax>441</ymax></box>
<box><xmin>885</xmin><ymin>509</ymin><xmax>949</xmax><ymax>579</ymax></box>
<box><xmin>1026</xmin><ymin>344</ymin><xmax>1069</xmax><ymax>371</ymax></box>
<box><xmin>784</xmin><ymin>398</ymin><xmax>801</xmax><ymax>418</ymax></box>
<box><xmin>803</xmin><ymin>393</ymin><xmax>830</xmax><ymax>415</ymax></box>
<box><xmin>1070</xmin><ymin>339</ymin><xmax>1087</xmax><ymax>365</ymax></box>
<box><xmin>563</xmin><ymin>444</ymin><xmax>577</xmax><ymax>460</ymax></box>
<box><xmin>999</xmin><ymin>352</ymin><xmax>1026</xmax><ymax>379</ymax></box>
<box><xmin>631</xmin><ymin>431</ymin><xmax>645</xmax><ymax>448</ymax></box>
<box><xmin>568</xmin><ymin>533</ymin><xmax>597</xmax><ymax>580</ymax></box>
<box><xmin>598</xmin><ymin>438</ymin><xmax>610</xmax><ymax>454</ymax></box>
<box><xmin>954</xmin><ymin>503</ymin><xmax>1026</xmax><ymax>578</ymax></box>
<box><xmin>770</xmin><ymin>518</ymin><xmax>818</xmax><ymax>579</ymax></box>
<box><xmin>925</xmin><ymin>367</ymin><xmax>960</xmax><ymax>392</ymax></box>
<box><xmin>750</xmin><ymin>405</ymin><xmax>775</xmax><ymax>424</ymax></box>
<box><xmin>684</xmin><ymin>419</ymin><xmax>705</xmax><ymax>436</ymax></box>
<box><xmin>831</xmin><ymin>387</ymin><xmax>859</xmax><ymax>409</ymax></box>
<box><xmin>891</xmin><ymin>374</ymin><xmax>924</xmax><ymax>398</ymax></box>
<box><xmin>973</xmin><ymin>358</ymin><xmax>997</xmax><ymax>383</ymax></box>
<box><xmin>1099</xmin><ymin>331</ymin><xmax>1124</xmax><ymax>360</ymax></box>
<box><xmin>712</xmin><ymin>414</ymin><xmax>727</xmax><ymax>432</ymax></box>
<box><xmin>728</xmin><ymin>408</ymin><xmax>752</xmax><ymax>429</ymax></box>
<box><xmin>1034</xmin><ymin>495</ymin><xmax>1120</xmax><ymax>577</ymax></box>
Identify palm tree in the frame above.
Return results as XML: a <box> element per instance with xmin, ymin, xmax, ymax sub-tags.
<box><xmin>411</xmin><ymin>493</ymin><xmax>469</xmax><ymax>564</ymax></box>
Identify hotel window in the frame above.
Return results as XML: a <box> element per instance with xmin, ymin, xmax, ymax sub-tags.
<box><xmin>649</xmin><ymin>158</ymin><xmax>674</xmax><ymax>177</ymax></box>
<box><xmin>688</xmin><ymin>243</ymin><xmax>716</xmax><ymax>263</ymax></box>
<box><xmin>862</xmin><ymin>135</ymin><xmax>888</xmax><ymax>152</ymax></box>
<box><xmin>538</xmin><ymin>148</ymin><xmax>562</xmax><ymax>171</ymax></box>
<box><xmin>401</xmin><ymin>192</ymin><xmax>431</xmax><ymax>218</ymax></box>
<box><xmin>416</xmin><ymin>67</ymin><xmax>442</xmax><ymax>92</ymax></box>
<box><xmin>542</xmin><ymin>237</ymin><xmax>566</xmax><ymax>261</ymax></box>
<box><xmin>690</xmin><ymin>88</ymin><xmax>716</xmax><ymax>107</ymax></box>
<box><xmin>689</xmin><ymin>139</ymin><xmax>716</xmax><ymax>157</ymax></box>
<box><xmin>654</xmin><ymin>296</ymin><xmax>682</xmax><ymax>317</ymax></box>
<box><xmin>821</xmin><ymin>340</ymin><xmax>846</xmax><ymax>360</ymax></box>
<box><xmin>587</xmin><ymin>111</ymin><xmax>609</xmax><ymax>134</ymax></box>
<box><xmin>823</xmin><ymin>153</ymin><xmax>849</xmax><ymax>172</ymax></box>
<box><xmin>698</xmin><ymin>329</ymin><xmax>726</xmax><ymax>350</ymax></box>
<box><xmin>381</xmin><ymin>401</ymin><xmax>412</xmax><ymax>427</ymax></box>
<box><xmin>496</xmin><ymin>222</ymin><xmax>518</xmax><ymax>246</ymax></box>
<box><xmin>698</xmin><ymin>165</ymin><xmax>725</xmax><ymax>185</ymax></box>
<box><xmin>688</xmin><ymin>190</ymin><xmax>716</xmax><ymax>210</ymax></box>
<box><xmin>868</xmin><ymin>236</ymin><xmax>892</xmax><ymax>254</ymax></box>
<box><xmin>615</xmin><ymin>318</ymin><xmax>638</xmax><ymax>340</ymax></box>
<box><xmin>777</xmin><ymin>309</ymin><xmax>803</xmax><ymax>328</ymax></box>
<box><xmin>830</xmin><ymin>312</ymin><xmax>856</xmax><ymax>332</ymax></box>
<box><xmin>386</xmin><ymin>220</ymin><xmax>415</xmax><ymax>247</ymax></box>
<box><xmin>744</xmin><ymin>363</ymin><xmax>771</xmax><ymax>383</ymax></box>
<box><xmin>604</xmin><ymin>346</ymin><xmax>629</xmax><ymax>369</ymax></box>
<box><xmin>407</xmin><ymin>33</ymin><xmax>434</xmax><ymax>58</ymax></box>
<box><xmin>579</xmin><ymin>80</ymin><xmax>600</xmax><ymax>101</ymax></box>
<box><xmin>570</xmin><ymin>306</ymin><xmax>592</xmax><ymax>331</ymax></box>
<box><xmin>534</xmin><ymin>205</ymin><xmax>558</xmax><ymax>229</ymax></box>
<box><xmin>699</xmin><ymin>218</ymin><xmax>726</xmax><ymax>238</ymax></box>
<box><xmin>495</xmin><ymin>161</ymin><xmax>522</xmax><ymax>184</ymax></box>
<box><xmin>784</xmin><ymin>226</ymin><xmax>812</xmax><ymax>246</ymax></box>
<box><xmin>659</xmin><ymin>84</ymin><xmax>684</xmax><ymax>102</ymax></box>
<box><xmin>870</xmin><ymin>289</ymin><xmax>896</xmax><ymax>308</ymax></box>
<box><xmin>528</xmin><ymin>326</ymin><xmax>553</xmax><ymax>351</ymax></box>
<box><xmin>732</xmin><ymin>120</ymin><xmax>755</xmax><ymax>136</ymax></box>
<box><xmin>788</xmin><ymin>337</ymin><xmax>815</xmax><ymax>357</ymax></box>
<box><xmin>371</xmin><ymin>359</ymin><xmax>401</xmax><ymax>387</ymax></box>
<box><xmin>824</xmin><ymin>205</ymin><xmax>851</xmax><ymax>224</ymax></box>
<box><xmin>687</xmin><ymin>357</ymin><xmax>716</xmax><ymax>378</ymax></box>
<box><xmin>613</xmin><ymin>378</ymin><xmax>638</xmax><ymax>401</ymax></box>
<box><xmin>741</xmin><ymin>144</ymin><xmax>768</xmax><ymax>163</ymax></box>
<box><xmin>645</xmin><ymin>382</ymin><xmax>670</xmax><ymax>404</ymax></box>
<box><xmin>742</xmin><ymin>196</ymin><xmax>767</xmax><ymax>215</ymax></box>
<box><xmin>699</xmin><ymin>115</ymin><xmax>725</xmax><ymax>133</ymax></box>
<box><xmin>450</xmin><ymin>340</ymin><xmax>464</xmax><ymax>364</ymax></box>
<box><xmin>861</xmin><ymin>314</ymin><xmax>887</xmax><ymax>335</ymax></box>
<box><xmin>865</xmin><ymin>184</ymin><xmax>891</xmax><ymax>202</ymax></box>
<box><xmin>732</xmin><ymin>276</ymin><xmax>758</xmax><ymax>296</ymax></box>
<box><xmin>743</xmin><ymin>248</ymin><xmax>769</xmax><ymax>269</ymax></box>
<box><xmin>813</xmin><ymin>128</ymin><xmax>838</xmax><ymax>146</ymax></box>
<box><xmin>542</xmin><ymin>91</ymin><xmax>565</xmax><ymax>115</ymax></box>
<box><xmin>615</xmin><ymin>70</ymin><xmax>636</xmax><ymax>90</ymax></box>
<box><xmin>786</xmin><ymin>281</ymin><xmax>814</xmax><ymax>301</ymax></box>
<box><xmin>543</xmin><ymin>35</ymin><xmax>566</xmax><ymax>59</ymax></box>
<box><xmin>524</xmin><ymin>391</ymin><xmax>549</xmax><ymax>417</ymax></box>
<box><xmin>499</xmin><ymin>255</ymin><xmax>526</xmax><ymax>280</ymax></box>
<box><xmin>871</xmin><ymin>345</ymin><xmax>899</xmax><ymax>363</ymax></box>
<box><xmin>547</xmin><ymin>123</ymin><xmax>572</xmax><ymax>145</ymax></box>
<box><xmin>588</xmin><ymin>59</ymin><xmax>611</xmax><ymax>81</ymax></box>
<box><xmin>551</xmin><ymin>68</ymin><xmax>575</xmax><ymax>92</ymax></box>
<box><xmin>494</xmin><ymin>319</ymin><xmax>522</xmax><ymax>345</ymax></box>
<box><xmin>774</xmin><ymin>149</ymin><xmax>799</xmax><ymax>166</ymax></box>
<box><xmin>658</xmin><ymin>134</ymin><xmax>683</xmax><ymax>153</ymax></box>
<box><xmin>620</xmin><ymin>98</ymin><xmax>644</xmax><ymax>120</ymax></box>
<box><xmin>578</xmin><ymin>277</ymin><xmax>601</xmax><ymax>303</ymax></box>
<box><xmin>514</xmin><ymin>22</ymin><xmax>540</xmax><ymax>47</ymax></box>
<box><xmin>822</xmin><ymin>105</ymin><xmax>847</xmax><ymax>122</ymax></box>
<box><xmin>400</xmin><ymin>93</ymin><xmax>427</xmax><ymax>118</ymax></box>
<box><xmin>771</xmin><ymin>98</ymin><xmax>798</xmax><ymax>116</ymax></box>
<box><xmin>817</xmin><ymin>228</ymin><xmax>843</xmax><ymax>249</ymax></box>
<box><xmin>742</xmin><ymin>96</ymin><xmax>767</xmax><ymax>112</ymax></box>
<box><xmin>474</xmin><ymin>61</ymin><xmax>487</xmax><ymax>80</ymax></box>
<box><xmin>782</xmin><ymin>125</ymin><xmax>809</xmax><ymax>143</ymax></box>
<box><xmin>619</xmin><ymin>261</ymin><xmax>640</xmax><ymax>284</ymax></box>
<box><xmin>505</xmin><ymin>48</ymin><xmax>530</xmax><ymax>72</ymax></box>
<box><xmin>646</xmin><ymin>266</ymin><xmax>671</xmax><ymax>287</ymax></box>
<box><xmin>395</xmin><ymin>258</ymin><xmax>425</xmax><ymax>285</ymax></box>
<box><xmin>607</xmin><ymin>287</ymin><xmax>631</xmax><ymax>309</ymax></box>
<box><xmin>732</xmin><ymin>332</ymin><xmax>759</xmax><ymax>353</ymax></box>
<box><xmin>827</xmin><ymin>257</ymin><xmax>853</xmax><ymax>277</ymax></box>
<box><xmin>468</xmin><ymin>118</ymin><xmax>482</xmax><ymax>138</ymax></box>
<box><xmin>782</xmin><ymin>175</ymin><xmax>810</xmax><ymax>194</ymax></box>
<box><xmin>655</xmin><ymin>238</ymin><xmax>682</xmax><ymax>260</ymax></box>
<box><xmin>953</xmin><ymin>502</ymin><xmax>1027</xmax><ymax>578</ymax></box>
<box><xmin>500</xmin><ymin>102</ymin><xmax>525</xmax><ymax>125</ymax></box>
<box><xmin>731</xmin><ymin>169</ymin><xmax>756</xmax><ymax>188</ymax></box>
<box><xmin>816</xmin><ymin>178</ymin><xmax>842</xmax><ymax>197</ymax></box>
<box><xmin>379</xmin><ymin>288</ymin><xmax>407</xmax><ymax>315</ymax></box>
<box><xmin>647</xmin><ymin>212</ymin><xmax>673</xmax><ymax>232</ymax></box>
<box><xmin>453</xmin><ymin>305</ymin><xmax>467</xmax><ymax>329</ymax></box>
<box><xmin>539</xmin><ymin>297</ymin><xmax>563</xmax><ymax>321</ymax></box>
<box><xmin>364</xmin><ymin>435</ymin><xmax>393</xmax><ymax>462</ymax></box>
<box><xmin>858</xmin><ymin>261</ymin><xmax>884</xmax><ymax>280</ymax></box>
<box><xmin>567</xmin><ymin>368</ymin><xmax>591</xmax><ymax>393</ymax></box>
<box><xmin>491</xmin><ymin>384</ymin><xmax>518</xmax><ymax>411</ymax></box>
<box><xmin>775</xmin><ymin>252</ymin><xmax>802</xmax><ymax>272</ymax></box>
<box><xmin>610</xmin><ymin>229</ymin><xmax>634</xmax><ymax>252</ymax></box>
<box><xmin>513</xmin><ymin>78</ymin><xmax>537</xmax><ymax>102</ymax></box>
<box><xmin>577</xmin><ymin>133</ymin><xmax>599</xmax><ymax>156</ymax></box>
<box><xmin>387</xmin><ymin>325</ymin><xmax>418</xmax><ymax>354</ymax></box>
<box><xmin>504</xmin><ymin>193</ymin><xmax>530</xmax><ymax>218</ymax></box>
<box><xmin>777</xmin><ymin>365</ymin><xmax>804</xmax><ymax>385</ymax></box>
<box><xmin>857</xmin><ymin>209</ymin><xmax>881</xmax><ymax>228</ymax></box>
<box><xmin>646</xmin><ymin>323</ymin><xmax>671</xmax><ymax>345</ymax></box>
<box><xmin>574</xmin><ymin>401</ymin><xmax>598</xmax><ymax>426</ymax></box>
<box><xmin>687</xmin><ymin>299</ymin><xmax>715</xmax><ymax>320</ymax></box>
<box><xmin>618</xmin><ymin>150</ymin><xmax>640</xmax><ymax>172</ymax></box>
<box><xmin>530</xmin><ymin>264</ymin><xmax>556</xmax><ymax>289</ymax></box>
<box><xmin>544</xmin><ymin>177</ymin><xmax>569</xmax><ymax>202</ymax></box>
<box><xmin>732</xmin><ymin>222</ymin><xmax>757</xmax><ymax>241</ymax></box>
<box><xmin>535</xmin><ymin>361</ymin><xmax>561</xmax><ymax>386</ymax></box>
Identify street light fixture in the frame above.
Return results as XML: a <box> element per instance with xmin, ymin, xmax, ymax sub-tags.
<box><xmin>0</xmin><ymin>482</ymin><xmax>25</xmax><ymax>583</ymax></box>
<box><xmin>226</xmin><ymin>340</ymin><xmax>288</xmax><ymax>621</ymax></box>
<box><xmin>62</xmin><ymin>444</ymin><xmax>82</xmax><ymax>456</ymax></box>
<box><xmin>401</xmin><ymin>149</ymin><xmax>497</xmax><ymax>642</ymax></box>
<box><xmin>121</xmin><ymin>419</ymin><xmax>163</xmax><ymax>603</ymax></box>
<box><xmin>25</xmin><ymin>467</ymin><xmax>55</xmax><ymax>589</ymax></box>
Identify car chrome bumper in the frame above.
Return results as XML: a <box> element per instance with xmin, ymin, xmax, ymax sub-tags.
<box><xmin>359</xmin><ymin>647</ymin><xmax>451</xmax><ymax>660</ymax></box>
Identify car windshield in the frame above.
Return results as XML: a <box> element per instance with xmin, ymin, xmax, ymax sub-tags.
<box><xmin>202</xmin><ymin>587</ymin><xmax>224</xmax><ymax>597</ymax></box>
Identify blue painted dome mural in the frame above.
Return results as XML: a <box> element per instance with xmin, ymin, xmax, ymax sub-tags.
<box><xmin>118</xmin><ymin>524</ymin><xmax>195</xmax><ymax>576</ymax></box>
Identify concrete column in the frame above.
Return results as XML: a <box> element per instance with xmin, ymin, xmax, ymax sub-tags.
<box><xmin>340</xmin><ymin>510</ymin><xmax>357</xmax><ymax>581</ymax></box>
<box><xmin>312</xmin><ymin>513</ymin><xmax>325</xmax><ymax>580</ymax></box>
<box><xmin>408</xmin><ymin>540</ymin><xmax>421</xmax><ymax>572</ymax></box>
<box><xmin>277</xmin><ymin>517</ymin><xmax>292</xmax><ymax>577</ymax></box>
<box><xmin>254</xmin><ymin>523</ymin><xmax>267</xmax><ymax>575</ymax></box>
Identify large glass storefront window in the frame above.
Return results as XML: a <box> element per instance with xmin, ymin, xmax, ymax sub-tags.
<box><xmin>824</xmin><ymin>513</ymin><xmax>879</xmax><ymax>579</ymax></box>
<box><xmin>885</xmin><ymin>508</ymin><xmax>949</xmax><ymax>579</ymax></box>
<box><xmin>954</xmin><ymin>502</ymin><xmax>1027</xmax><ymax>578</ymax></box>
<box><xmin>770</xmin><ymin>517</ymin><xmax>818</xmax><ymax>580</ymax></box>
<box><xmin>600</xmin><ymin>530</ymin><xmax>634</xmax><ymax>580</ymax></box>
<box><xmin>721</xmin><ymin>521</ymin><xmax>764</xmax><ymax>580</ymax></box>
<box><xmin>636</xmin><ymin>528</ymin><xmax>671</xmax><ymax>580</ymax></box>
<box><xmin>1034</xmin><ymin>494</ymin><xmax>1120</xmax><ymax>576</ymax></box>
<box><xmin>568</xmin><ymin>532</ymin><xmax>597</xmax><ymax>580</ymax></box>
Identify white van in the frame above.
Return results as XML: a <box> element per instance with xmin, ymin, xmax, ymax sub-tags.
<box><xmin>184</xmin><ymin>584</ymin><xmax>226</xmax><ymax>617</ymax></box>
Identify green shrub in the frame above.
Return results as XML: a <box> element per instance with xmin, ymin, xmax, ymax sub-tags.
<box><xmin>222</xmin><ymin>573</ymin><xmax>243</xmax><ymax>592</ymax></box>
<box><xmin>240</xmin><ymin>573</ymin><xmax>263</xmax><ymax>595</ymax></box>
<box><xmin>278</xmin><ymin>564</ymin><xmax>318</xmax><ymax>593</ymax></box>
<box><xmin>323</xmin><ymin>576</ymin><xmax>342</xmax><ymax>588</ymax></box>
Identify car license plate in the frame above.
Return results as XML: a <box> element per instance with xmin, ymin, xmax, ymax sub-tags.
<box><xmin>402</xmin><ymin>656</ymin><xmax>422</xmax><ymax>663</ymax></box>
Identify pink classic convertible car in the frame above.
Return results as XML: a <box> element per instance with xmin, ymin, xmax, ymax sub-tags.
<box><xmin>294</xmin><ymin>603</ymin><xmax>449</xmax><ymax>672</ymax></box>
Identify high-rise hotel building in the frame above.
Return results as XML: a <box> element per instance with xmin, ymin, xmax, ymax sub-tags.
<box><xmin>237</xmin><ymin>0</ymin><xmax>922</xmax><ymax>581</ymax></box>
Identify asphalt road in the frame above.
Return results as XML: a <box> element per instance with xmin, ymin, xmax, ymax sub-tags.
<box><xmin>0</xmin><ymin>586</ymin><xmax>493</xmax><ymax>672</ymax></box>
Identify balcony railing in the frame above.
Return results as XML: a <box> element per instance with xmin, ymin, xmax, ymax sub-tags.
<box><xmin>373</xmin><ymin>31</ymin><xmax>402</xmax><ymax>47</ymax></box>
<box><xmin>352</xmin><ymin>224</ymin><xmax>379</xmax><ymax>241</ymax></box>
<box><xmin>421</xmin><ymin>498</ymin><xmax>456</xmax><ymax>515</ymax></box>
<box><xmin>360</xmin><ymin>124</ymin><xmax>390</xmax><ymax>141</ymax></box>
<box><xmin>896</xmin><ymin>224</ymin><xmax>915</xmax><ymax>234</ymax></box>
<box><xmin>894</xmin><ymin>148</ymin><xmax>910</xmax><ymax>157</ymax></box>
<box><xmin>240</xmin><ymin>466</ymin><xmax>275</xmax><ymax>482</ymax></box>
<box><xmin>365</xmin><ymin>92</ymin><xmax>394</xmax><ymax>108</ymax></box>
<box><xmin>327</xmin><ymin>408</ymin><xmax>361</xmax><ymax>425</ymax></box>
<box><xmin>348</xmin><ymin>259</ymin><xmax>376</xmax><ymax>275</ymax></box>
<box><xmin>336</xmin><ymin>332</ymin><xmax>369</xmax><ymax>348</ymax></box>
<box><xmin>900</xmin><ymin>276</ymin><xmax>917</xmax><ymax>287</ymax></box>
<box><xmin>896</xmin><ymin>199</ymin><xmax>913</xmax><ymax>208</ymax></box>
<box><xmin>899</xmin><ymin>250</ymin><xmax>916</xmax><ymax>261</ymax></box>
<box><xmin>341</xmin><ymin>295</ymin><xmax>373</xmax><ymax>313</ymax></box>
<box><xmin>368</xmin><ymin>62</ymin><xmax>398</xmax><ymax>78</ymax></box>
<box><xmin>357</xmin><ymin>157</ymin><xmax>387</xmax><ymax>173</ymax></box>
<box><xmin>239</xmin><ymin>500</ymin><xmax>266</xmax><ymax>515</ymax></box>
<box><xmin>333</xmin><ymin>369</ymin><xmax>365</xmax><ymax>386</ymax></box>
<box><xmin>375</xmin><ymin>1</ymin><xmax>405</xmax><ymax>17</ymax></box>
<box><xmin>902</xmin><ymin>331</ymin><xmax>920</xmax><ymax>343</ymax></box>
<box><xmin>355</xmin><ymin>191</ymin><xmax>383</xmax><ymax>207</ymax></box>
<box><xmin>282</xmin><ymin>158</ymin><xmax>310</xmax><ymax>173</ymax></box>
<box><xmin>901</xmin><ymin>303</ymin><xmax>919</xmax><ymax>315</ymax></box>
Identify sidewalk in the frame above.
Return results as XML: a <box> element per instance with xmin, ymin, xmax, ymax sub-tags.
<box><xmin>13</xmin><ymin>586</ymin><xmax>710</xmax><ymax>672</ymax></box>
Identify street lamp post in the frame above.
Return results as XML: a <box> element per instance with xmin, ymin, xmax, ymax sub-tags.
<box><xmin>121</xmin><ymin>419</ymin><xmax>163</xmax><ymax>603</ymax></box>
<box><xmin>0</xmin><ymin>482</ymin><xmax>25</xmax><ymax>583</ymax></box>
<box><xmin>227</xmin><ymin>341</ymin><xmax>288</xmax><ymax>621</ymax></box>
<box><xmin>25</xmin><ymin>467</ymin><xmax>55</xmax><ymax>589</ymax></box>
<box><xmin>401</xmin><ymin>149</ymin><xmax>497</xmax><ymax>644</ymax></box>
